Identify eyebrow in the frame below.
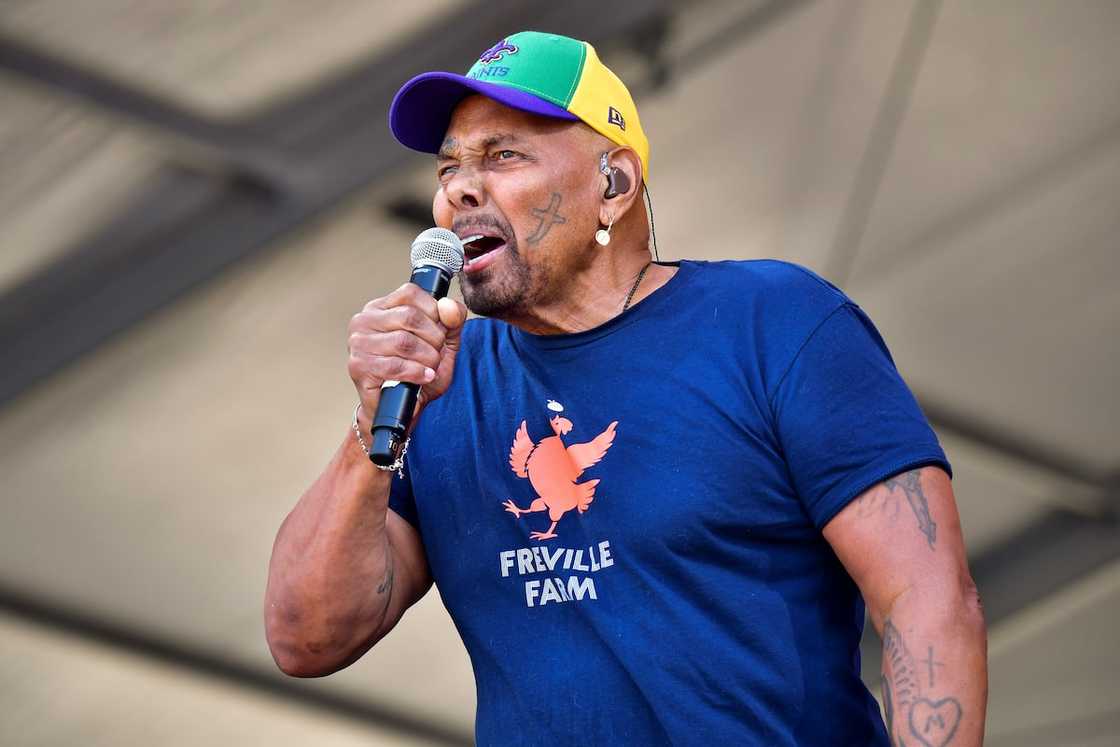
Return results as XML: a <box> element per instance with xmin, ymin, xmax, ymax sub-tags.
<box><xmin>437</xmin><ymin>132</ymin><xmax>522</xmax><ymax>159</ymax></box>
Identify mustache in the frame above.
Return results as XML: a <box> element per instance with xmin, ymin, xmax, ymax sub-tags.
<box><xmin>452</xmin><ymin>213</ymin><xmax>514</xmax><ymax>240</ymax></box>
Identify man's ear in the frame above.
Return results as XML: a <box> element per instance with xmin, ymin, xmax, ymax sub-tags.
<box><xmin>599</xmin><ymin>147</ymin><xmax>643</xmax><ymax>224</ymax></box>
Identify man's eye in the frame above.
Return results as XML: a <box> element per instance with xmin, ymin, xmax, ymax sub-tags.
<box><xmin>494</xmin><ymin>150</ymin><xmax>517</xmax><ymax>160</ymax></box>
<box><xmin>438</xmin><ymin>165</ymin><xmax>458</xmax><ymax>179</ymax></box>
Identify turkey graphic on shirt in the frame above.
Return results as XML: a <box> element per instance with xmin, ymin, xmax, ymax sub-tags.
<box><xmin>503</xmin><ymin>400</ymin><xmax>618</xmax><ymax>540</ymax></box>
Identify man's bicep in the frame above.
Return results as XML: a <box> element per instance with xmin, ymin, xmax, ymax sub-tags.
<box><xmin>821</xmin><ymin>465</ymin><xmax>969</xmax><ymax>628</ymax></box>
<box><xmin>384</xmin><ymin>508</ymin><xmax>433</xmax><ymax>619</ymax></box>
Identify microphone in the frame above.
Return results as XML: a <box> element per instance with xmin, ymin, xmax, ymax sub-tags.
<box><xmin>368</xmin><ymin>228</ymin><xmax>465</xmax><ymax>467</ymax></box>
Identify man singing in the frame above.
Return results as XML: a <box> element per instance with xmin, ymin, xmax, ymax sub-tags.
<box><xmin>265</xmin><ymin>31</ymin><xmax>987</xmax><ymax>746</ymax></box>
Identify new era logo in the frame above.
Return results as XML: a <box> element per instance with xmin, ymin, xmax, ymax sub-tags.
<box><xmin>607</xmin><ymin>106</ymin><xmax>626</xmax><ymax>130</ymax></box>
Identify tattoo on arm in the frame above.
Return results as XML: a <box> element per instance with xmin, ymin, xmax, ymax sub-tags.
<box><xmin>881</xmin><ymin>674</ymin><xmax>899</xmax><ymax>743</ymax></box>
<box><xmin>856</xmin><ymin>469</ymin><xmax>938</xmax><ymax>549</ymax></box>
<box><xmin>881</xmin><ymin>618</ymin><xmax>963</xmax><ymax>747</ymax></box>
<box><xmin>887</xmin><ymin>470</ymin><xmax>937</xmax><ymax>549</ymax></box>
<box><xmin>377</xmin><ymin>555</ymin><xmax>395</xmax><ymax>596</ymax></box>
<box><xmin>883</xmin><ymin>620</ymin><xmax>921</xmax><ymax>714</ymax></box>
<box><xmin>526</xmin><ymin>192</ymin><xmax>567</xmax><ymax>244</ymax></box>
<box><xmin>909</xmin><ymin>697</ymin><xmax>962</xmax><ymax>747</ymax></box>
<box><xmin>921</xmin><ymin>646</ymin><xmax>944</xmax><ymax>688</ymax></box>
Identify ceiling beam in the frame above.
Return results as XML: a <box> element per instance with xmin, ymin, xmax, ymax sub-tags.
<box><xmin>0</xmin><ymin>0</ymin><xmax>674</xmax><ymax>739</ymax></box>
<box><xmin>12</xmin><ymin>0</ymin><xmax>1113</xmax><ymax>722</ymax></box>
<box><xmin>0</xmin><ymin>580</ymin><xmax>471</xmax><ymax>745</ymax></box>
<box><xmin>825</xmin><ymin>0</ymin><xmax>943</xmax><ymax>286</ymax></box>
<box><xmin>0</xmin><ymin>0</ymin><xmax>673</xmax><ymax>409</ymax></box>
<box><xmin>920</xmin><ymin>394</ymin><xmax>1111</xmax><ymax>494</ymax></box>
<box><xmin>861</xmin><ymin>493</ymin><xmax>1120</xmax><ymax>687</ymax></box>
<box><xmin>855</xmin><ymin>117</ymin><xmax>1120</xmax><ymax>287</ymax></box>
<box><xmin>0</xmin><ymin>31</ymin><xmax>293</xmax><ymax>190</ymax></box>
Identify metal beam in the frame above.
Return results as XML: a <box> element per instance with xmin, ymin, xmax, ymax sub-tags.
<box><xmin>970</xmin><ymin>506</ymin><xmax>1120</xmax><ymax>624</ymax></box>
<box><xmin>12</xmin><ymin>0</ymin><xmax>1113</xmax><ymax>726</ymax></box>
<box><xmin>855</xmin><ymin>117</ymin><xmax>1120</xmax><ymax>287</ymax></box>
<box><xmin>0</xmin><ymin>581</ymin><xmax>471</xmax><ymax>746</ymax></box>
<box><xmin>861</xmin><ymin>498</ymin><xmax>1120</xmax><ymax>687</ymax></box>
<box><xmin>0</xmin><ymin>0</ymin><xmax>673</xmax><ymax>409</ymax></box>
<box><xmin>825</xmin><ymin>0</ymin><xmax>943</xmax><ymax>286</ymax></box>
<box><xmin>988</xmin><ymin>706</ymin><xmax>1120</xmax><ymax>747</ymax></box>
<box><xmin>920</xmin><ymin>394</ymin><xmax>1111</xmax><ymax>492</ymax></box>
<box><xmin>664</xmin><ymin>0</ymin><xmax>815</xmax><ymax>80</ymax></box>
<box><xmin>0</xmin><ymin>32</ymin><xmax>295</xmax><ymax>190</ymax></box>
<box><xmin>0</xmin><ymin>0</ymin><xmax>674</xmax><ymax>738</ymax></box>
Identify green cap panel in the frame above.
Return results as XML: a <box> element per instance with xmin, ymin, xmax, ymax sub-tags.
<box><xmin>465</xmin><ymin>31</ymin><xmax>587</xmax><ymax>108</ymax></box>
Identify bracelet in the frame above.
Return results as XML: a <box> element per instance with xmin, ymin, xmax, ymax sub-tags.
<box><xmin>352</xmin><ymin>403</ymin><xmax>409</xmax><ymax>477</ymax></box>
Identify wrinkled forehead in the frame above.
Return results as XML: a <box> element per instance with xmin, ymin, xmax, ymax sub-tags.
<box><xmin>441</xmin><ymin>95</ymin><xmax>601</xmax><ymax>154</ymax></box>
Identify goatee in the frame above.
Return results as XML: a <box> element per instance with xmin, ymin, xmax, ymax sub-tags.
<box><xmin>460</xmin><ymin>238</ymin><xmax>535</xmax><ymax>318</ymax></box>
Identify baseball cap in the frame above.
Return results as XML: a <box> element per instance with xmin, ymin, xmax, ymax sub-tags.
<box><xmin>389</xmin><ymin>31</ymin><xmax>650</xmax><ymax>180</ymax></box>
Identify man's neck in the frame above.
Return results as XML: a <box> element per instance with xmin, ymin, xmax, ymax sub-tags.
<box><xmin>502</xmin><ymin>248</ymin><xmax>675</xmax><ymax>336</ymax></box>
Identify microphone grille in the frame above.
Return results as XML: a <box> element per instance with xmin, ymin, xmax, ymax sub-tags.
<box><xmin>410</xmin><ymin>227</ymin><xmax>464</xmax><ymax>273</ymax></box>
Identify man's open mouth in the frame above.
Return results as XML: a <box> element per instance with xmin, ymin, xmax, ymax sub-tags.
<box><xmin>460</xmin><ymin>232</ymin><xmax>508</xmax><ymax>273</ymax></box>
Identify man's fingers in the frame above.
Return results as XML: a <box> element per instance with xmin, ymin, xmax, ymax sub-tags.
<box><xmin>349</xmin><ymin>329</ymin><xmax>441</xmax><ymax>371</ymax></box>
<box><xmin>437</xmin><ymin>297</ymin><xmax>468</xmax><ymax>330</ymax></box>
<box><xmin>351</xmin><ymin>305</ymin><xmax>446</xmax><ymax>350</ymax></box>
<box><xmin>367</xmin><ymin>283</ymin><xmax>439</xmax><ymax>319</ymax></box>
<box><xmin>349</xmin><ymin>289</ymin><xmax>463</xmax><ymax>418</ymax></box>
<box><xmin>358</xmin><ymin>356</ymin><xmax>436</xmax><ymax>388</ymax></box>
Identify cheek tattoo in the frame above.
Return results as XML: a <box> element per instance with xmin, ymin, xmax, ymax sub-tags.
<box><xmin>526</xmin><ymin>192</ymin><xmax>568</xmax><ymax>245</ymax></box>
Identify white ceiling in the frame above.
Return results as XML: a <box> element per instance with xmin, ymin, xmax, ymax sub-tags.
<box><xmin>0</xmin><ymin>73</ymin><xmax>163</xmax><ymax>294</ymax></box>
<box><xmin>0</xmin><ymin>212</ymin><xmax>478</xmax><ymax>737</ymax></box>
<box><xmin>0</xmin><ymin>0</ymin><xmax>466</xmax><ymax>116</ymax></box>
<box><xmin>0</xmin><ymin>609</ymin><xmax>442</xmax><ymax>747</ymax></box>
<box><xmin>0</xmin><ymin>0</ymin><xmax>1117</xmax><ymax>744</ymax></box>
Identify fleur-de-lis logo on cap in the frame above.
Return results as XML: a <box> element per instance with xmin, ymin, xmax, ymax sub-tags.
<box><xmin>479</xmin><ymin>38</ymin><xmax>519</xmax><ymax>64</ymax></box>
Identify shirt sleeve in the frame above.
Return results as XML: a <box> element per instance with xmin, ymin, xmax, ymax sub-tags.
<box><xmin>770</xmin><ymin>302</ymin><xmax>951</xmax><ymax>529</ymax></box>
<box><xmin>387</xmin><ymin>461</ymin><xmax>420</xmax><ymax>531</ymax></box>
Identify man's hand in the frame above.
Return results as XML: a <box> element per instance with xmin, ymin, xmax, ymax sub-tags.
<box><xmin>347</xmin><ymin>283</ymin><xmax>467</xmax><ymax>435</ymax></box>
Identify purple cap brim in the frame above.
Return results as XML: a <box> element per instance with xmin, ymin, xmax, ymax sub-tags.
<box><xmin>389</xmin><ymin>72</ymin><xmax>579</xmax><ymax>154</ymax></box>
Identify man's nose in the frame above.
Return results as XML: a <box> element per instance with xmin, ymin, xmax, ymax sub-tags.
<box><xmin>445</xmin><ymin>167</ymin><xmax>484</xmax><ymax>210</ymax></box>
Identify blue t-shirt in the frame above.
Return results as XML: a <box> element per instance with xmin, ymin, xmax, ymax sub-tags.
<box><xmin>389</xmin><ymin>259</ymin><xmax>950</xmax><ymax>746</ymax></box>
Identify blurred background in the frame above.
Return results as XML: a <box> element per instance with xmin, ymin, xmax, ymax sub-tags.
<box><xmin>1</xmin><ymin>0</ymin><xmax>1117</xmax><ymax>744</ymax></box>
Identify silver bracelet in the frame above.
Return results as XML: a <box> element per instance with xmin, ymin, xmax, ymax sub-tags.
<box><xmin>352</xmin><ymin>403</ymin><xmax>409</xmax><ymax>477</ymax></box>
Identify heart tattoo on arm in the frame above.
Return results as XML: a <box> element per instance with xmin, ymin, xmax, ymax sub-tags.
<box><xmin>908</xmin><ymin>697</ymin><xmax>962</xmax><ymax>747</ymax></box>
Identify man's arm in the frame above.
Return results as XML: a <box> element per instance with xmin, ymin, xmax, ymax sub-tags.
<box><xmin>264</xmin><ymin>431</ymin><xmax>431</xmax><ymax>677</ymax></box>
<box><xmin>823</xmin><ymin>465</ymin><xmax>987</xmax><ymax>746</ymax></box>
<box><xmin>264</xmin><ymin>285</ymin><xmax>466</xmax><ymax>677</ymax></box>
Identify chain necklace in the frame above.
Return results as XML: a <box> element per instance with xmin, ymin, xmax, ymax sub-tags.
<box><xmin>621</xmin><ymin>262</ymin><xmax>652</xmax><ymax>313</ymax></box>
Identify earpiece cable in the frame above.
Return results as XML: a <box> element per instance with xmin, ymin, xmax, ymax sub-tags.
<box><xmin>644</xmin><ymin>186</ymin><xmax>659</xmax><ymax>262</ymax></box>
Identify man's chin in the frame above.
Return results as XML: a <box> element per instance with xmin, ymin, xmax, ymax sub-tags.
<box><xmin>461</xmin><ymin>280</ymin><xmax>520</xmax><ymax>319</ymax></box>
<box><xmin>462</xmin><ymin>293</ymin><xmax>514</xmax><ymax>319</ymax></box>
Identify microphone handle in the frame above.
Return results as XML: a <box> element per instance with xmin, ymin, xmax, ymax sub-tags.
<box><xmin>368</xmin><ymin>264</ymin><xmax>454</xmax><ymax>467</ymax></box>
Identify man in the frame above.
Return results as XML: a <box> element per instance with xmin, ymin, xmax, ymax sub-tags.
<box><xmin>265</xmin><ymin>31</ymin><xmax>987</xmax><ymax>745</ymax></box>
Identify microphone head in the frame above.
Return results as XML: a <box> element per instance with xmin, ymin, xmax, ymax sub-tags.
<box><xmin>410</xmin><ymin>227</ymin><xmax>464</xmax><ymax>273</ymax></box>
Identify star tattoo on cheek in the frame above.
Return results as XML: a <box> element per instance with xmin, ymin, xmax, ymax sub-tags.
<box><xmin>526</xmin><ymin>192</ymin><xmax>567</xmax><ymax>245</ymax></box>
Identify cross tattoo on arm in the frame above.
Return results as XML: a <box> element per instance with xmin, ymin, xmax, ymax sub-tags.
<box><xmin>921</xmin><ymin>646</ymin><xmax>944</xmax><ymax>688</ymax></box>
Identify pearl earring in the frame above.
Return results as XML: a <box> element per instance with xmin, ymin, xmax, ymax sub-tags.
<box><xmin>595</xmin><ymin>215</ymin><xmax>614</xmax><ymax>246</ymax></box>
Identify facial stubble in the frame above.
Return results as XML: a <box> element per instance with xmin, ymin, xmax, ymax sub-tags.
<box><xmin>459</xmin><ymin>233</ymin><xmax>535</xmax><ymax>318</ymax></box>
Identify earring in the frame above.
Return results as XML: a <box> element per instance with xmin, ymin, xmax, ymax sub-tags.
<box><xmin>595</xmin><ymin>215</ymin><xmax>614</xmax><ymax>246</ymax></box>
<box><xmin>599</xmin><ymin>152</ymin><xmax>611</xmax><ymax>177</ymax></box>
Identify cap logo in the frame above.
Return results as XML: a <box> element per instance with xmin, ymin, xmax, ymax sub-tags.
<box><xmin>607</xmin><ymin>106</ymin><xmax>626</xmax><ymax>131</ymax></box>
<box><xmin>479</xmin><ymin>39</ymin><xmax>519</xmax><ymax>64</ymax></box>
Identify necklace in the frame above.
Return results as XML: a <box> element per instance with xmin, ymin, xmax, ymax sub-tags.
<box><xmin>621</xmin><ymin>262</ymin><xmax>652</xmax><ymax>313</ymax></box>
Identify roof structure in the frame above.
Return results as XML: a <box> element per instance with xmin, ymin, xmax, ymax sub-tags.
<box><xmin>1</xmin><ymin>1</ymin><xmax>1117</xmax><ymax>744</ymax></box>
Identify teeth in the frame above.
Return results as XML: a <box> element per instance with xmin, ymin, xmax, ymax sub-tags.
<box><xmin>461</xmin><ymin>234</ymin><xmax>484</xmax><ymax>246</ymax></box>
